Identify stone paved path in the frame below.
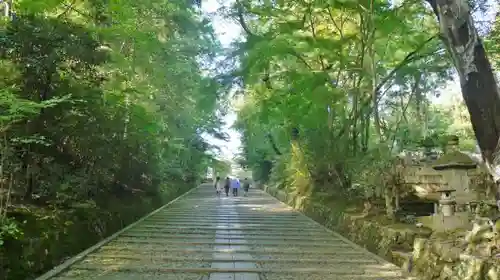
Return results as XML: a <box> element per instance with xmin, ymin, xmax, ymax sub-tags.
<box><xmin>37</xmin><ymin>184</ymin><xmax>417</xmax><ymax>280</ymax></box>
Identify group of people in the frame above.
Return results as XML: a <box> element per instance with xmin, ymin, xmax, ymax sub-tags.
<box><xmin>214</xmin><ymin>176</ymin><xmax>251</xmax><ymax>197</ymax></box>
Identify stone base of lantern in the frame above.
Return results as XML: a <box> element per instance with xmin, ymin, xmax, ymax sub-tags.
<box><xmin>418</xmin><ymin>212</ymin><xmax>470</xmax><ymax>232</ymax></box>
<box><xmin>439</xmin><ymin>198</ymin><xmax>456</xmax><ymax>217</ymax></box>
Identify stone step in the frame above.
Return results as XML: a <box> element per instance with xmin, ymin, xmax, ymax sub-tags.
<box><xmin>70</xmin><ymin>264</ymin><xmax>405</xmax><ymax>275</ymax></box>
<box><xmin>144</xmin><ymin>219</ymin><xmax>316</xmax><ymax>225</ymax></box>
<box><xmin>135</xmin><ymin>225</ymin><xmax>329</xmax><ymax>233</ymax></box>
<box><xmin>139</xmin><ymin>222</ymin><xmax>320</xmax><ymax>229</ymax></box>
<box><xmin>96</xmin><ymin>246</ymin><xmax>375</xmax><ymax>256</ymax></box>
<box><xmin>37</xmin><ymin>186</ymin><xmax>409</xmax><ymax>280</ymax></box>
<box><xmin>153</xmin><ymin>214</ymin><xmax>303</xmax><ymax>218</ymax></box>
<box><xmin>54</xmin><ymin>274</ymin><xmax>409</xmax><ymax>280</ymax></box>
<box><xmin>82</xmin><ymin>254</ymin><xmax>378</xmax><ymax>264</ymax></box>
<box><xmin>126</xmin><ymin>229</ymin><xmax>334</xmax><ymax>238</ymax></box>
<box><xmin>120</xmin><ymin>233</ymin><xmax>342</xmax><ymax>242</ymax></box>
<box><xmin>109</xmin><ymin>239</ymin><xmax>353</xmax><ymax>247</ymax></box>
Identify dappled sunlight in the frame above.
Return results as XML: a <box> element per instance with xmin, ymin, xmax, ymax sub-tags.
<box><xmin>217</xmin><ymin>223</ymin><xmax>242</xmax><ymax>229</ymax></box>
<box><xmin>237</xmin><ymin>204</ymin><xmax>265</xmax><ymax>208</ymax></box>
<box><xmin>264</xmin><ymin>207</ymin><xmax>295</xmax><ymax>213</ymax></box>
<box><xmin>217</xmin><ymin>204</ymin><xmax>237</xmax><ymax>208</ymax></box>
<box><xmin>238</xmin><ymin>202</ymin><xmax>296</xmax><ymax>213</ymax></box>
<box><xmin>37</xmin><ymin>181</ymin><xmax>427</xmax><ymax>279</ymax></box>
<box><xmin>215</xmin><ymin>248</ymin><xmax>238</xmax><ymax>253</ymax></box>
<box><xmin>362</xmin><ymin>263</ymin><xmax>403</xmax><ymax>275</ymax></box>
<box><xmin>250</xmin><ymin>203</ymin><xmax>295</xmax><ymax>213</ymax></box>
<box><xmin>413</xmin><ymin>185</ymin><xmax>430</xmax><ymax>197</ymax></box>
<box><xmin>79</xmin><ymin>254</ymin><xmax>133</xmax><ymax>275</ymax></box>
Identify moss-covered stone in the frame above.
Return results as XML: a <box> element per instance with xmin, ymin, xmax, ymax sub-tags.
<box><xmin>432</xmin><ymin>151</ymin><xmax>477</xmax><ymax>170</ymax></box>
<box><xmin>412</xmin><ymin>237</ymin><xmax>500</xmax><ymax>280</ymax></box>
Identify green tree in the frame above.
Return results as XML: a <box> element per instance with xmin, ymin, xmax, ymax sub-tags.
<box><xmin>230</xmin><ymin>0</ymin><xmax>479</xmax><ymax>217</ymax></box>
<box><xmin>0</xmin><ymin>0</ymin><xmax>229</xmax><ymax>278</ymax></box>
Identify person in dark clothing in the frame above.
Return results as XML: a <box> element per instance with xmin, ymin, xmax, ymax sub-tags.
<box><xmin>224</xmin><ymin>177</ymin><xmax>230</xmax><ymax>197</ymax></box>
<box><xmin>214</xmin><ymin>176</ymin><xmax>221</xmax><ymax>197</ymax></box>
<box><xmin>243</xmin><ymin>178</ymin><xmax>250</xmax><ymax>196</ymax></box>
<box><xmin>214</xmin><ymin>176</ymin><xmax>220</xmax><ymax>188</ymax></box>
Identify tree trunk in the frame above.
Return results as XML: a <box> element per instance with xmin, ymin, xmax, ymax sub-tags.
<box><xmin>426</xmin><ymin>0</ymin><xmax>500</xmax><ymax>201</ymax></box>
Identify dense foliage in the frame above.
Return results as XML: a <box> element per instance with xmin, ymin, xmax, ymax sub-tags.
<box><xmin>0</xmin><ymin>0</ymin><xmax>227</xmax><ymax>278</ymax></box>
<box><xmin>230</xmin><ymin>1</ymin><xmax>496</xmax><ymax>198</ymax></box>
<box><xmin>0</xmin><ymin>0</ymin><xmax>498</xmax><ymax>277</ymax></box>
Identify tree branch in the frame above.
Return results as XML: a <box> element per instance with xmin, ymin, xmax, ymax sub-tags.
<box><xmin>235</xmin><ymin>0</ymin><xmax>255</xmax><ymax>37</ymax></box>
<box><xmin>374</xmin><ymin>34</ymin><xmax>438</xmax><ymax>95</ymax></box>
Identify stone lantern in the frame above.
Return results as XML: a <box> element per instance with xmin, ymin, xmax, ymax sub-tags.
<box><xmin>432</xmin><ymin>135</ymin><xmax>477</xmax><ymax>215</ymax></box>
<box><xmin>435</xmin><ymin>187</ymin><xmax>457</xmax><ymax>216</ymax></box>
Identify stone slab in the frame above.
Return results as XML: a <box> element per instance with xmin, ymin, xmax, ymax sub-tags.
<box><xmin>209</xmin><ymin>273</ymin><xmax>234</xmax><ymax>280</ymax></box>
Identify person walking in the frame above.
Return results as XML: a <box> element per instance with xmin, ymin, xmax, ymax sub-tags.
<box><xmin>232</xmin><ymin>178</ymin><xmax>240</xmax><ymax>196</ymax></box>
<box><xmin>214</xmin><ymin>176</ymin><xmax>219</xmax><ymax>189</ymax></box>
<box><xmin>214</xmin><ymin>176</ymin><xmax>223</xmax><ymax>198</ymax></box>
<box><xmin>242</xmin><ymin>178</ymin><xmax>251</xmax><ymax>197</ymax></box>
<box><xmin>224</xmin><ymin>177</ymin><xmax>231</xmax><ymax>197</ymax></box>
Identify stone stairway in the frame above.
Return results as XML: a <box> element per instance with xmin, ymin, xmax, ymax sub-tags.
<box><xmin>37</xmin><ymin>184</ymin><xmax>417</xmax><ymax>280</ymax></box>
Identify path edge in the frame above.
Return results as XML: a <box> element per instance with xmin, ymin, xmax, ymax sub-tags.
<box><xmin>35</xmin><ymin>184</ymin><xmax>201</xmax><ymax>280</ymax></box>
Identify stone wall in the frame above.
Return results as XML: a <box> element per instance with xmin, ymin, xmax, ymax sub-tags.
<box><xmin>261</xmin><ymin>184</ymin><xmax>499</xmax><ymax>280</ymax></box>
